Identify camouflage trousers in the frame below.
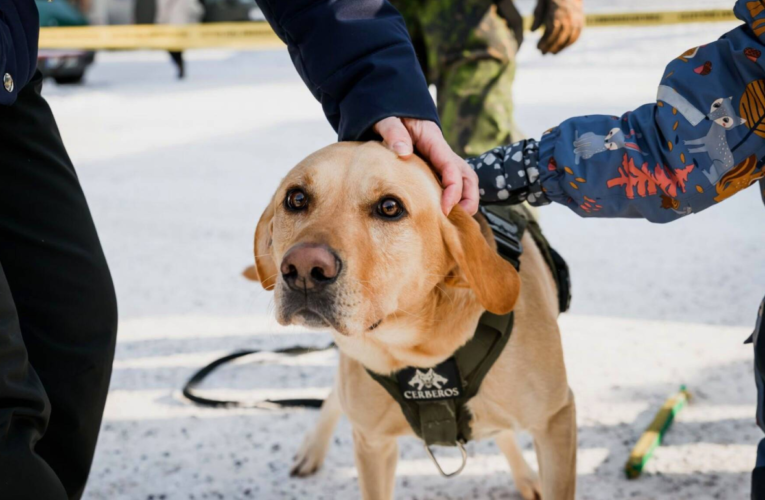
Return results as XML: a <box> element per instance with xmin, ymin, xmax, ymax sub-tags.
<box><xmin>392</xmin><ymin>0</ymin><xmax>523</xmax><ymax>157</ymax></box>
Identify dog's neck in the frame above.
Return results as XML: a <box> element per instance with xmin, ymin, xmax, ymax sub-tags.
<box><xmin>332</xmin><ymin>285</ymin><xmax>485</xmax><ymax>374</ymax></box>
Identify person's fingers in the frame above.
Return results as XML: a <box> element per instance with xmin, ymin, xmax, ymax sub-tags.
<box><xmin>534</xmin><ymin>0</ymin><xmax>585</xmax><ymax>55</ymax></box>
<box><xmin>538</xmin><ymin>20</ymin><xmax>562</xmax><ymax>54</ymax></box>
<box><xmin>374</xmin><ymin>116</ymin><xmax>414</xmax><ymax>157</ymax></box>
<box><xmin>531</xmin><ymin>0</ymin><xmax>548</xmax><ymax>31</ymax></box>
<box><xmin>537</xmin><ymin>22</ymin><xmax>554</xmax><ymax>54</ymax></box>
<box><xmin>548</xmin><ymin>21</ymin><xmax>573</xmax><ymax>54</ymax></box>
<box><xmin>570</xmin><ymin>23</ymin><xmax>582</xmax><ymax>45</ymax></box>
<box><xmin>403</xmin><ymin>119</ymin><xmax>472</xmax><ymax>215</ymax></box>
<box><xmin>552</xmin><ymin>13</ymin><xmax>584</xmax><ymax>54</ymax></box>
<box><xmin>439</xmin><ymin>161</ymin><xmax>463</xmax><ymax>216</ymax></box>
<box><xmin>458</xmin><ymin>165</ymin><xmax>479</xmax><ymax>214</ymax></box>
<box><xmin>531</xmin><ymin>14</ymin><xmax>543</xmax><ymax>32</ymax></box>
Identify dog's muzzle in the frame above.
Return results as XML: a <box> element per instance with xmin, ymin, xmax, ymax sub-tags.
<box><xmin>278</xmin><ymin>243</ymin><xmax>343</xmax><ymax>328</ymax></box>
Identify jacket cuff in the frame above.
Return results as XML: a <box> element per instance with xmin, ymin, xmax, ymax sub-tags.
<box><xmin>537</xmin><ymin>127</ymin><xmax>567</xmax><ymax>206</ymax></box>
<box><xmin>468</xmin><ymin>139</ymin><xmax>549</xmax><ymax>206</ymax></box>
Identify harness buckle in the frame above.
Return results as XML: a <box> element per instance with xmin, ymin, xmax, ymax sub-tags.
<box><xmin>479</xmin><ymin>207</ymin><xmax>523</xmax><ymax>269</ymax></box>
<box><xmin>423</xmin><ymin>441</ymin><xmax>468</xmax><ymax>478</ymax></box>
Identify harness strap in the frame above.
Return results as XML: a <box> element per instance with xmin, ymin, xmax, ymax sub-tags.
<box><xmin>456</xmin><ymin>312</ymin><xmax>513</xmax><ymax>401</ymax></box>
<box><xmin>366</xmin><ymin>312</ymin><xmax>513</xmax><ymax>448</ymax></box>
<box><xmin>480</xmin><ymin>206</ymin><xmax>526</xmax><ymax>270</ymax></box>
<box><xmin>420</xmin><ymin>401</ymin><xmax>460</xmax><ymax>446</ymax></box>
<box><xmin>483</xmin><ymin>204</ymin><xmax>572</xmax><ymax>313</ymax></box>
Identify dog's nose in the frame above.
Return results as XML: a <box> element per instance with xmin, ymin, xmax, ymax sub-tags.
<box><xmin>280</xmin><ymin>243</ymin><xmax>341</xmax><ymax>291</ymax></box>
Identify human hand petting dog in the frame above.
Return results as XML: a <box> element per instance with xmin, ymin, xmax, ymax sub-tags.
<box><xmin>532</xmin><ymin>0</ymin><xmax>584</xmax><ymax>55</ymax></box>
<box><xmin>374</xmin><ymin>117</ymin><xmax>479</xmax><ymax>216</ymax></box>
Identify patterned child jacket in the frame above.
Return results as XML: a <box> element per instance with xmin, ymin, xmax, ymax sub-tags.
<box><xmin>468</xmin><ymin>0</ymin><xmax>765</xmax><ymax>221</ymax></box>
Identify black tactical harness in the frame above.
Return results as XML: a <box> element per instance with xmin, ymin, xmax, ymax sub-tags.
<box><xmin>366</xmin><ymin>205</ymin><xmax>571</xmax><ymax>476</ymax></box>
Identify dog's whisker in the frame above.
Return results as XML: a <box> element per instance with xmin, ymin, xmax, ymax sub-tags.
<box><xmin>434</xmin><ymin>283</ymin><xmax>457</xmax><ymax>307</ymax></box>
<box><xmin>261</xmin><ymin>272</ymin><xmax>279</xmax><ymax>283</ymax></box>
<box><xmin>393</xmin><ymin>305</ymin><xmax>427</xmax><ymax>320</ymax></box>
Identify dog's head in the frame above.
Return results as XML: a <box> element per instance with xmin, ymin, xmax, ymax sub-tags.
<box><xmin>248</xmin><ymin>142</ymin><xmax>520</xmax><ymax>338</ymax></box>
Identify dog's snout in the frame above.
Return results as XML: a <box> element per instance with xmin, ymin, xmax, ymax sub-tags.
<box><xmin>280</xmin><ymin>243</ymin><xmax>341</xmax><ymax>290</ymax></box>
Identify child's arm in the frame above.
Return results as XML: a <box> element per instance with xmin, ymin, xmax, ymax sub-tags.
<box><xmin>469</xmin><ymin>0</ymin><xmax>765</xmax><ymax>222</ymax></box>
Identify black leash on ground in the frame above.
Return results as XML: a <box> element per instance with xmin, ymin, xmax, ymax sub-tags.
<box><xmin>182</xmin><ymin>342</ymin><xmax>335</xmax><ymax>409</ymax></box>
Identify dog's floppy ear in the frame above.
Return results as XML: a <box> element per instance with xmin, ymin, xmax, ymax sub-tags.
<box><xmin>441</xmin><ymin>206</ymin><xmax>520</xmax><ymax>315</ymax></box>
<box><xmin>242</xmin><ymin>265</ymin><xmax>260</xmax><ymax>282</ymax></box>
<box><xmin>253</xmin><ymin>199</ymin><xmax>278</xmax><ymax>291</ymax></box>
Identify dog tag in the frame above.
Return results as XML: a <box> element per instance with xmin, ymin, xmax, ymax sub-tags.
<box><xmin>397</xmin><ymin>358</ymin><xmax>462</xmax><ymax>401</ymax></box>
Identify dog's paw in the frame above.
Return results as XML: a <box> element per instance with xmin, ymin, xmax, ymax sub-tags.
<box><xmin>515</xmin><ymin>473</ymin><xmax>542</xmax><ymax>500</ymax></box>
<box><xmin>289</xmin><ymin>433</ymin><xmax>327</xmax><ymax>478</ymax></box>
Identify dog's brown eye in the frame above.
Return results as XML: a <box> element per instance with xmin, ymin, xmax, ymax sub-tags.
<box><xmin>377</xmin><ymin>198</ymin><xmax>404</xmax><ymax>219</ymax></box>
<box><xmin>285</xmin><ymin>189</ymin><xmax>308</xmax><ymax>211</ymax></box>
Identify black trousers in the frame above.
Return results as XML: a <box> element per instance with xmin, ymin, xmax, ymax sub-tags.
<box><xmin>753</xmin><ymin>298</ymin><xmax>765</xmax><ymax>500</ymax></box>
<box><xmin>0</xmin><ymin>72</ymin><xmax>118</xmax><ymax>499</ymax></box>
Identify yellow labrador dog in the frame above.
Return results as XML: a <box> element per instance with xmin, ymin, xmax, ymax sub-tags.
<box><xmin>248</xmin><ymin>142</ymin><xmax>576</xmax><ymax>500</ymax></box>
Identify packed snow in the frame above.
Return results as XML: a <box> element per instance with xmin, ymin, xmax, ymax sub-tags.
<box><xmin>40</xmin><ymin>14</ymin><xmax>765</xmax><ymax>500</ymax></box>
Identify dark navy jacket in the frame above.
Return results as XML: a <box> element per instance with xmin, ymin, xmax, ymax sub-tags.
<box><xmin>256</xmin><ymin>0</ymin><xmax>439</xmax><ymax>140</ymax></box>
<box><xmin>0</xmin><ymin>0</ymin><xmax>38</xmax><ymax>105</ymax></box>
<box><xmin>5</xmin><ymin>1</ymin><xmax>436</xmax><ymax>140</ymax></box>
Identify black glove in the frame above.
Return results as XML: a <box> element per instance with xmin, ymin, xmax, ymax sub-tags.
<box><xmin>465</xmin><ymin>139</ymin><xmax>550</xmax><ymax>206</ymax></box>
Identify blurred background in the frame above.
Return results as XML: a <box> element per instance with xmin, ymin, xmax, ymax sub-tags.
<box><xmin>39</xmin><ymin>1</ymin><xmax>765</xmax><ymax>499</ymax></box>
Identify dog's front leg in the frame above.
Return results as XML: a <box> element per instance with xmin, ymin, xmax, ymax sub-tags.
<box><xmin>291</xmin><ymin>388</ymin><xmax>343</xmax><ymax>476</ymax></box>
<box><xmin>496</xmin><ymin>430</ymin><xmax>541</xmax><ymax>500</ymax></box>
<box><xmin>532</xmin><ymin>389</ymin><xmax>577</xmax><ymax>500</ymax></box>
<box><xmin>352</xmin><ymin>428</ymin><xmax>398</xmax><ymax>500</ymax></box>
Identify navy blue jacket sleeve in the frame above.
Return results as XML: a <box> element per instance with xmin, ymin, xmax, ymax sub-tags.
<box><xmin>256</xmin><ymin>0</ymin><xmax>439</xmax><ymax>141</ymax></box>
<box><xmin>0</xmin><ymin>0</ymin><xmax>39</xmax><ymax>106</ymax></box>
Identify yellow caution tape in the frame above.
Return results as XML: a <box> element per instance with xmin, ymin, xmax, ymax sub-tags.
<box><xmin>39</xmin><ymin>22</ymin><xmax>284</xmax><ymax>50</ymax></box>
<box><xmin>39</xmin><ymin>9</ymin><xmax>741</xmax><ymax>51</ymax></box>
<box><xmin>578</xmin><ymin>9</ymin><xmax>737</xmax><ymax>29</ymax></box>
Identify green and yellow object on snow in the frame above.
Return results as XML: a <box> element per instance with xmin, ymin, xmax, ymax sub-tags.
<box><xmin>625</xmin><ymin>386</ymin><xmax>691</xmax><ymax>479</ymax></box>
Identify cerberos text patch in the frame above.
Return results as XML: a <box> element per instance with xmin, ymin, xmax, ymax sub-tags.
<box><xmin>397</xmin><ymin>358</ymin><xmax>462</xmax><ymax>401</ymax></box>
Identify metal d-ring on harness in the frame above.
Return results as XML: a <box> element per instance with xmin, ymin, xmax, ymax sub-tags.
<box><xmin>181</xmin><ymin>205</ymin><xmax>571</xmax><ymax>478</ymax></box>
<box><xmin>425</xmin><ymin>441</ymin><xmax>468</xmax><ymax>477</ymax></box>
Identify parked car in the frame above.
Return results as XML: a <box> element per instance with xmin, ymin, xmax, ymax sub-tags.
<box><xmin>36</xmin><ymin>0</ymin><xmax>96</xmax><ymax>85</ymax></box>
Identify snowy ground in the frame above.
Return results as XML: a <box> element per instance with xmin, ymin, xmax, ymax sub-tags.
<box><xmin>41</xmin><ymin>17</ymin><xmax>765</xmax><ymax>500</ymax></box>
